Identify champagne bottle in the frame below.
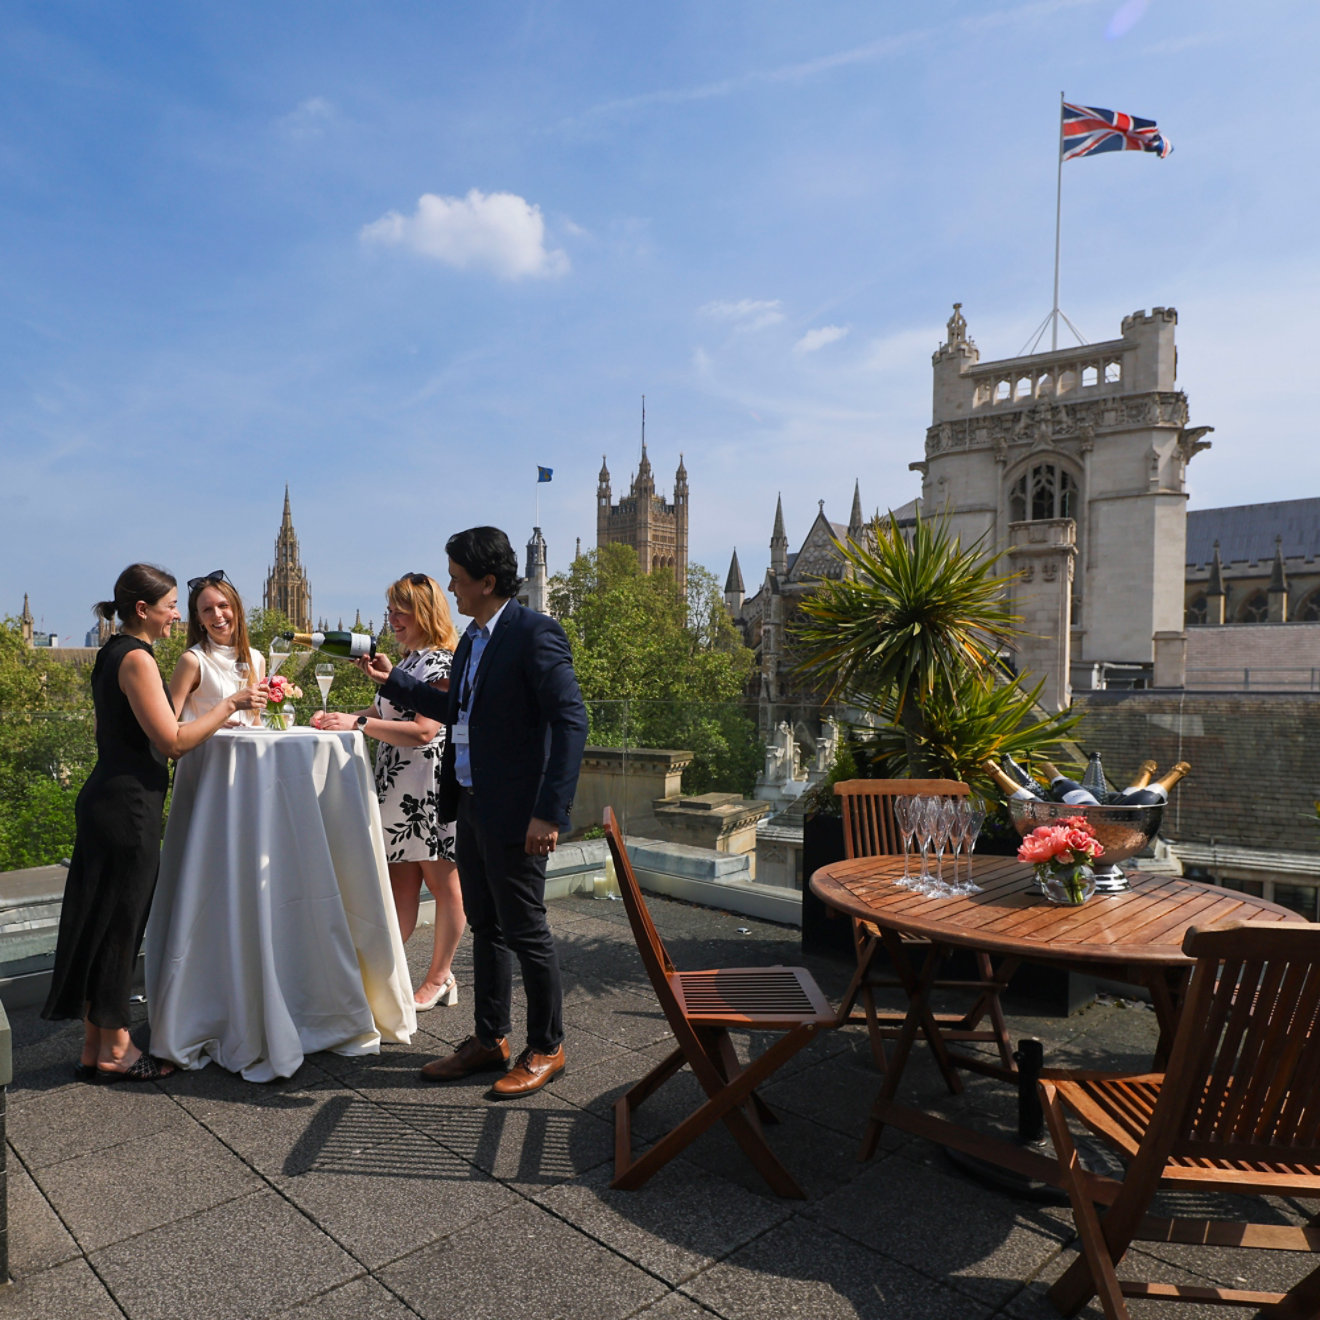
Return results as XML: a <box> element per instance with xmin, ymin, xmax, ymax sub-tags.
<box><xmin>1002</xmin><ymin>754</ymin><xmax>1042</xmax><ymax>791</ymax></box>
<box><xmin>1119</xmin><ymin>759</ymin><xmax>1158</xmax><ymax>794</ymax></box>
<box><xmin>1110</xmin><ymin>761</ymin><xmax>1190</xmax><ymax>807</ymax></box>
<box><xmin>1039</xmin><ymin>760</ymin><xmax>1101</xmax><ymax>806</ymax></box>
<box><xmin>1080</xmin><ymin>751</ymin><xmax>1108</xmax><ymax>803</ymax></box>
<box><xmin>984</xmin><ymin>761</ymin><xmax>1048</xmax><ymax>803</ymax></box>
<box><xmin>283</xmin><ymin>630</ymin><xmax>377</xmax><ymax>660</ymax></box>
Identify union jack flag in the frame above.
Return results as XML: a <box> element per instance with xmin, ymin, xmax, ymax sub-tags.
<box><xmin>1061</xmin><ymin>101</ymin><xmax>1172</xmax><ymax>161</ymax></box>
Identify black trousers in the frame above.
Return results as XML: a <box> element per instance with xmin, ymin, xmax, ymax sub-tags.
<box><xmin>455</xmin><ymin>792</ymin><xmax>564</xmax><ymax>1053</ymax></box>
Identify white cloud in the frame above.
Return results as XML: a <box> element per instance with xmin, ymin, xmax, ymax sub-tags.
<box><xmin>278</xmin><ymin>96</ymin><xmax>335</xmax><ymax>141</ymax></box>
<box><xmin>699</xmin><ymin>298</ymin><xmax>784</xmax><ymax>332</ymax></box>
<box><xmin>794</xmin><ymin>324</ymin><xmax>850</xmax><ymax>355</ymax></box>
<box><xmin>361</xmin><ymin>189</ymin><xmax>569</xmax><ymax>280</ymax></box>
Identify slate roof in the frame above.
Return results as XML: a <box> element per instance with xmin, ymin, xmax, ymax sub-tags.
<box><xmin>1187</xmin><ymin>498</ymin><xmax>1320</xmax><ymax>568</ymax></box>
<box><xmin>1072</xmin><ymin>691</ymin><xmax>1320</xmax><ymax>854</ymax></box>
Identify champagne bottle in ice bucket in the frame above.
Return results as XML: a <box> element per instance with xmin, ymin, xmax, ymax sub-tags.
<box><xmin>283</xmin><ymin>630</ymin><xmax>377</xmax><ymax>660</ymax></box>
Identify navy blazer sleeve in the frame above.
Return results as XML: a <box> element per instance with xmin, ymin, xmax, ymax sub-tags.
<box><xmin>526</xmin><ymin>616</ymin><xmax>588</xmax><ymax>828</ymax></box>
<box><xmin>379</xmin><ymin>661</ymin><xmax>455</xmax><ymax>724</ymax></box>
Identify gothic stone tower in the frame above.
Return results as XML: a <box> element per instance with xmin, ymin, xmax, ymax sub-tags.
<box><xmin>263</xmin><ymin>485</ymin><xmax>313</xmax><ymax>631</ymax></box>
<box><xmin>919</xmin><ymin>304</ymin><xmax>1212</xmax><ymax>705</ymax></box>
<box><xmin>596</xmin><ymin>444</ymin><xmax>689</xmax><ymax>594</ymax></box>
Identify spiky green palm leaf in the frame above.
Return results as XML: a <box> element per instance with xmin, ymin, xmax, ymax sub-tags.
<box><xmin>848</xmin><ymin>666</ymin><xmax>1079</xmax><ymax>800</ymax></box>
<box><xmin>794</xmin><ymin>509</ymin><xmax>1022</xmax><ymax>712</ymax></box>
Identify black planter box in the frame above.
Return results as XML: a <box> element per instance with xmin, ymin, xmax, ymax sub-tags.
<box><xmin>800</xmin><ymin>811</ymin><xmax>852</xmax><ymax>958</ymax></box>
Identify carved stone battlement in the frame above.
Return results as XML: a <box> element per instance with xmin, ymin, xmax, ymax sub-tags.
<box><xmin>925</xmin><ymin>391</ymin><xmax>1189</xmax><ymax>460</ymax></box>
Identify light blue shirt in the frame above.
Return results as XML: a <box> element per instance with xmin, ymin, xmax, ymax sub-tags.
<box><xmin>454</xmin><ymin>599</ymin><xmax>509</xmax><ymax>788</ymax></box>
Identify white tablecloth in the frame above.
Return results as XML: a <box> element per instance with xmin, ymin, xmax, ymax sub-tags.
<box><xmin>145</xmin><ymin>727</ymin><xmax>416</xmax><ymax>1081</ymax></box>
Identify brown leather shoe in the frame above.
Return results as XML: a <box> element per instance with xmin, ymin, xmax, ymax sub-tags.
<box><xmin>419</xmin><ymin>1035</ymin><xmax>510</xmax><ymax>1083</ymax></box>
<box><xmin>490</xmin><ymin>1044</ymin><xmax>565</xmax><ymax>1097</ymax></box>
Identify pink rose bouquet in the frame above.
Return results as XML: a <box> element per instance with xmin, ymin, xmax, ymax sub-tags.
<box><xmin>1018</xmin><ymin>816</ymin><xmax>1104</xmax><ymax>903</ymax></box>
<box><xmin>263</xmin><ymin>673</ymin><xmax>303</xmax><ymax>729</ymax></box>
<box><xmin>266</xmin><ymin>673</ymin><xmax>303</xmax><ymax>704</ymax></box>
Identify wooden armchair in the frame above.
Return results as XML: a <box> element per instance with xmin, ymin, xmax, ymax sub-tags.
<box><xmin>603</xmin><ymin>807</ymin><xmax>837</xmax><ymax>1198</ymax></box>
<box><xmin>1042</xmin><ymin>920</ymin><xmax>1320</xmax><ymax>1319</ymax></box>
<box><xmin>833</xmin><ymin>779</ymin><xmax>1017</xmax><ymax>1093</ymax></box>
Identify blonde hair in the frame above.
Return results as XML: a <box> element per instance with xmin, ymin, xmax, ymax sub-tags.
<box><xmin>386</xmin><ymin>574</ymin><xmax>458</xmax><ymax>653</ymax></box>
<box><xmin>185</xmin><ymin>578</ymin><xmax>254</xmax><ymax>671</ymax></box>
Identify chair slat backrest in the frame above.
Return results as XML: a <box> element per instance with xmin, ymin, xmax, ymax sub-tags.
<box><xmin>833</xmin><ymin>778</ymin><xmax>970</xmax><ymax>860</ymax></box>
<box><xmin>1153</xmin><ymin>922</ymin><xmax>1320</xmax><ymax>1162</ymax></box>
<box><xmin>604</xmin><ymin>806</ymin><xmax>676</xmax><ymax>992</ymax></box>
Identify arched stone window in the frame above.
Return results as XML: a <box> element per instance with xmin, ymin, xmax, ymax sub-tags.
<box><xmin>1057</xmin><ymin>369</ymin><xmax>1076</xmax><ymax>395</ymax></box>
<box><xmin>995</xmin><ymin>379</ymin><xmax>1011</xmax><ymax>403</ymax></box>
<box><xmin>1104</xmin><ymin>360</ymin><xmax>1122</xmax><ymax>384</ymax></box>
<box><xmin>1296</xmin><ymin>590</ymin><xmax>1320</xmax><ymax>622</ymax></box>
<box><xmin>1240</xmin><ymin>592</ymin><xmax>1269</xmax><ymax>623</ymax></box>
<box><xmin>1186</xmin><ymin>595</ymin><xmax>1208</xmax><ymax>626</ymax></box>
<box><xmin>1015</xmin><ymin>375</ymin><xmax>1032</xmax><ymax>400</ymax></box>
<box><xmin>1082</xmin><ymin>365</ymin><xmax>1098</xmax><ymax>388</ymax></box>
<box><xmin>1009</xmin><ymin>463</ymin><xmax>1079</xmax><ymax>523</ymax></box>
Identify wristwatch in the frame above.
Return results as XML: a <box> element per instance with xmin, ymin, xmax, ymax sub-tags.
<box><xmin>355</xmin><ymin>714</ymin><xmax>369</xmax><ymax>731</ymax></box>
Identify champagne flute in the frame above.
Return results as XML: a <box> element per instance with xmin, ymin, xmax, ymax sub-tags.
<box><xmin>961</xmin><ymin>804</ymin><xmax>987</xmax><ymax>894</ymax></box>
<box><xmin>268</xmin><ymin>636</ymin><xmax>290</xmax><ymax>678</ymax></box>
<box><xmin>931</xmin><ymin>797</ymin><xmax>954</xmax><ymax>896</ymax></box>
<box><xmin>233</xmin><ymin>661</ymin><xmax>251</xmax><ymax>726</ymax></box>
<box><xmin>893</xmin><ymin>796</ymin><xmax>918</xmax><ymax>888</ymax></box>
<box><xmin>315</xmin><ymin>663</ymin><xmax>334</xmax><ymax>715</ymax></box>
<box><xmin>948</xmin><ymin>798</ymin><xmax>968</xmax><ymax>891</ymax></box>
<box><xmin>913</xmin><ymin>795</ymin><xmax>935</xmax><ymax>891</ymax></box>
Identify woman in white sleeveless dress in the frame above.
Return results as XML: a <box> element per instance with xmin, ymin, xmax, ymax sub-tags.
<box><xmin>168</xmin><ymin>572</ymin><xmax>266</xmax><ymax>724</ymax></box>
<box><xmin>312</xmin><ymin>574</ymin><xmax>466</xmax><ymax>1011</ymax></box>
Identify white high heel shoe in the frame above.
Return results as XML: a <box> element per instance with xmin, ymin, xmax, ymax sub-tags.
<box><xmin>414</xmin><ymin>974</ymin><xmax>458</xmax><ymax>1011</ymax></box>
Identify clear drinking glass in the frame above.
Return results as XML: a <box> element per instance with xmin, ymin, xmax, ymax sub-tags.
<box><xmin>893</xmin><ymin>796</ymin><xmax>917</xmax><ymax>887</ymax></box>
<box><xmin>913</xmin><ymin>795</ymin><xmax>935</xmax><ymax>890</ymax></box>
<box><xmin>232</xmin><ymin>661</ymin><xmax>251</xmax><ymax>726</ymax></box>
<box><xmin>930</xmin><ymin>797</ymin><xmax>955</xmax><ymax>896</ymax></box>
<box><xmin>268</xmin><ymin>636</ymin><xmax>290</xmax><ymax>678</ymax></box>
<box><xmin>960</xmin><ymin>804</ymin><xmax>987</xmax><ymax>894</ymax></box>
<box><xmin>315</xmin><ymin>663</ymin><xmax>334</xmax><ymax>714</ymax></box>
<box><xmin>948</xmin><ymin>799</ymin><xmax>968</xmax><ymax>891</ymax></box>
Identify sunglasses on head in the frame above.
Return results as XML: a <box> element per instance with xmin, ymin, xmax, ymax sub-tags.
<box><xmin>405</xmin><ymin>573</ymin><xmax>431</xmax><ymax>589</ymax></box>
<box><xmin>187</xmin><ymin>570</ymin><xmax>229</xmax><ymax>594</ymax></box>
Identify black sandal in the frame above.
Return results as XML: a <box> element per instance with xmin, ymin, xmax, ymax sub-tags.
<box><xmin>96</xmin><ymin>1053</ymin><xmax>175</xmax><ymax>1083</ymax></box>
<box><xmin>74</xmin><ymin>1063</ymin><xmax>98</xmax><ymax>1083</ymax></box>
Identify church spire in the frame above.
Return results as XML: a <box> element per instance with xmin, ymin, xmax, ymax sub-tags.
<box><xmin>770</xmin><ymin>494</ymin><xmax>788</xmax><ymax>577</ymax></box>
<box><xmin>847</xmin><ymin>479</ymin><xmax>864</xmax><ymax>541</ymax></box>
<box><xmin>724</xmin><ymin>548</ymin><xmax>744</xmax><ymax>615</ymax></box>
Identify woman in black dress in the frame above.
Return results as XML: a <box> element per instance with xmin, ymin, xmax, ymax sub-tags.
<box><xmin>42</xmin><ymin>564</ymin><xmax>267</xmax><ymax>1081</ymax></box>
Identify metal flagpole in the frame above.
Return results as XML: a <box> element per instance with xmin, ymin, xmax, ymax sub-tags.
<box><xmin>1051</xmin><ymin>90</ymin><xmax>1064</xmax><ymax>351</ymax></box>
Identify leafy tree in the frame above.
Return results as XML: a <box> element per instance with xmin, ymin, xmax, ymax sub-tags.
<box><xmin>551</xmin><ymin>546</ymin><xmax>762</xmax><ymax>795</ymax></box>
<box><xmin>0</xmin><ymin>618</ymin><xmax>95</xmax><ymax>869</ymax></box>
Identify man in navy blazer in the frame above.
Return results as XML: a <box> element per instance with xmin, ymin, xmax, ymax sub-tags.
<box><xmin>365</xmin><ymin>526</ymin><xmax>587</xmax><ymax>1096</ymax></box>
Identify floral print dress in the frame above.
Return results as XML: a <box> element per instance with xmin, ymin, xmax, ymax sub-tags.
<box><xmin>372</xmin><ymin>647</ymin><xmax>456</xmax><ymax>863</ymax></box>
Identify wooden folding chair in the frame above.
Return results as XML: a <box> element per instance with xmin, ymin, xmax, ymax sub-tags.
<box><xmin>833</xmin><ymin>779</ymin><xmax>1018</xmax><ymax>1092</ymax></box>
<box><xmin>603</xmin><ymin>807</ymin><xmax>837</xmax><ymax>1198</ymax></box>
<box><xmin>1042</xmin><ymin>921</ymin><xmax>1320</xmax><ymax>1319</ymax></box>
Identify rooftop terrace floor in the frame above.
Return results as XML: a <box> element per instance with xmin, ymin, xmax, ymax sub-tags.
<box><xmin>3</xmin><ymin>892</ymin><xmax>1314</xmax><ymax>1320</ymax></box>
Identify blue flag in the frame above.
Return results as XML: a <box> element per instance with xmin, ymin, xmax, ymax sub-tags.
<box><xmin>537</xmin><ymin>466</ymin><xmax>553</xmax><ymax>483</ymax></box>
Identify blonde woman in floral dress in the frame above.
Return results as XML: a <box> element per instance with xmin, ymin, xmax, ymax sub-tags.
<box><xmin>313</xmin><ymin>574</ymin><xmax>465</xmax><ymax>1009</ymax></box>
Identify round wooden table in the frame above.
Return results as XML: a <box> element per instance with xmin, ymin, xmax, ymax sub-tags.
<box><xmin>810</xmin><ymin>853</ymin><xmax>1305</xmax><ymax>1164</ymax></box>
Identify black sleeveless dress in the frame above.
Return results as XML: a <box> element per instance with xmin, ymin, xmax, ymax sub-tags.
<box><xmin>42</xmin><ymin>635</ymin><xmax>171</xmax><ymax>1029</ymax></box>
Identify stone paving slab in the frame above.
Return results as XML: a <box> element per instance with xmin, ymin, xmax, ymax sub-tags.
<box><xmin>4</xmin><ymin>890</ymin><xmax>1312</xmax><ymax>1319</ymax></box>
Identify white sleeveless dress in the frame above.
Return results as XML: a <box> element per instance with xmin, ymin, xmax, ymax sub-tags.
<box><xmin>179</xmin><ymin>642</ymin><xmax>265</xmax><ymax>724</ymax></box>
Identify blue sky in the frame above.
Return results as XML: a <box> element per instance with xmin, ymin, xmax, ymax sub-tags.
<box><xmin>4</xmin><ymin>1</ymin><xmax>1317</xmax><ymax>639</ymax></box>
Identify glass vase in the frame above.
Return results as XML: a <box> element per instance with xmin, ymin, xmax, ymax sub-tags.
<box><xmin>1037</xmin><ymin>862</ymin><xmax>1096</xmax><ymax>906</ymax></box>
